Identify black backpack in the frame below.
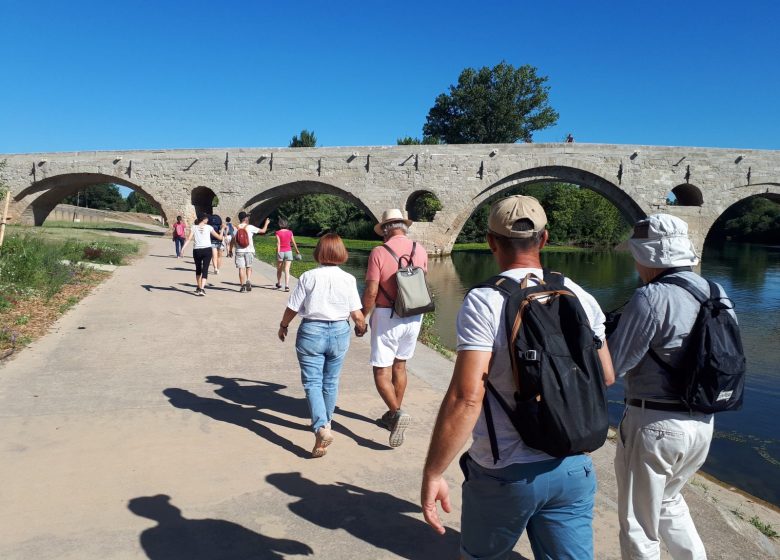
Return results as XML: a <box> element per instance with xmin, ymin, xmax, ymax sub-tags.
<box><xmin>648</xmin><ymin>275</ymin><xmax>746</xmax><ymax>413</ymax></box>
<box><xmin>473</xmin><ymin>269</ymin><xmax>609</xmax><ymax>461</ymax></box>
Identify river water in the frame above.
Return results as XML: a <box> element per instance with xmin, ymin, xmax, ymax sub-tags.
<box><xmin>342</xmin><ymin>243</ymin><xmax>780</xmax><ymax>507</ymax></box>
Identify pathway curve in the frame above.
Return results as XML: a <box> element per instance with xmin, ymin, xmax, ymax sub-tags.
<box><xmin>1</xmin><ymin>234</ymin><xmax>777</xmax><ymax>559</ymax></box>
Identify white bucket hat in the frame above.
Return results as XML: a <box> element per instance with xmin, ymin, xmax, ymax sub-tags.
<box><xmin>629</xmin><ymin>214</ymin><xmax>699</xmax><ymax>268</ymax></box>
<box><xmin>374</xmin><ymin>209</ymin><xmax>413</xmax><ymax>236</ymax></box>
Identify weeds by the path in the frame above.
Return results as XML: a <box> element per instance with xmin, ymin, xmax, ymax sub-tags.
<box><xmin>0</xmin><ymin>229</ymin><xmax>140</xmax><ymax>358</ymax></box>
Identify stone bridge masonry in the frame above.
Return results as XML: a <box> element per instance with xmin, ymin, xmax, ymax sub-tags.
<box><xmin>2</xmin><ymin>143</ymin><xmax>779</xmax><ymax>255</ymax></box>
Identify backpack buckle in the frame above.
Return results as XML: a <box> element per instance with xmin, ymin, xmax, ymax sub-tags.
<box><xmin>522</xmin><ymin>350</ymin><xmax>539</xmax><ymax>362</ymax></box>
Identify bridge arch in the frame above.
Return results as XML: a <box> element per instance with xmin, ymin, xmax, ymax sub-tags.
<box><xmin>704</xmin><ymin>186</ymin><xmax>780</xmax><ymax>246</ymax></box>
<box><xmin>191</xmin><ymin>186</ymin><xmax>218</xmax><ymax>216</ymax></box>
<box><xmin>671</xmin><ymin>183</ymin><xmax>704</xmax><ymax>206</ymax></box>
<box><xmin>406</xmin><ymin>190</ymin><xmax>442</xmax><ymax>222</ymax></box>
<box><xmin>241</xmin><ymin>180</ymin><xmax>379</xmax><ymax>226</ymax></box>
<box><xmin>445</xmin><ymin>164</ymin><xmax>647</xmax><ymax>248</ymax></box>
<box><xmin>14</xmin><ymin>173</ymin><xmax>169</xmax><ymax>226</ymax></box>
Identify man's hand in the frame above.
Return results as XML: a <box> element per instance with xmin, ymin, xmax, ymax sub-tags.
<box><xmin>421</xmin><ymin>473</ymin><xmax>451</xmax><ymax>535</ymax></box>
<box><xmin>278</xmin><ymin>327</ymin><xmax>287</xmax><ymax>341</ymax></box>
<box><xmin>354</xmin><ymin>323</ymin><xmax>367</xmax><ymax>337</ymax></box>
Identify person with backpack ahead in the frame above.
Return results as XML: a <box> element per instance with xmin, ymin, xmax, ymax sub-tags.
<box><xmin>232</xmin><ymin>211</ymin><xmax>270</xmax><ymax>293</ymax></box>
<box><xmin>608</xmin><ymin>214</ymin><xmax>743</xmax><ymax>560</ymax></box>
<box><xmin>361</xmin><ymin>208</ymin><xmax>429</xmax><ymax>449</ymax></box>
<box><xmin>421</xmin><ymin>195</ymin><xmax>615</xmax><ymax>559</ymax></box>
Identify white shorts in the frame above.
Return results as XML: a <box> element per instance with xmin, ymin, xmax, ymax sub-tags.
<box><xmin>369</xmin><ymin>307</ymin><xmax>423</xmax><ymax>367</ymax></box>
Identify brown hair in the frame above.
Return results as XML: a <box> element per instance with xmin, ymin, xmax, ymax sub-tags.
<box><xmin>313</xmin><ymin>233</ymin><xmax>348</xmax><ymax>265</ymax></box>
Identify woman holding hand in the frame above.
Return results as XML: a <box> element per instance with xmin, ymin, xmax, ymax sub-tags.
<box><xmin>277</xmin><ymin>233</ymin><xmax>367</xmax><ymax>458</ymax></box>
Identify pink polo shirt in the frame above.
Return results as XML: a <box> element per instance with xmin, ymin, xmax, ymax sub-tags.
<box><xmin>365</xmin><ymin>235</ymin><xmax>428</xmax><ymax>307</ymax></box>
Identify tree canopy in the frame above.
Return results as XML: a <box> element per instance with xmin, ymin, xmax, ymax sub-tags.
<box><xmin>422</xmin><ymin>62</ymin><xmax>559</xmax><ymax>144</ymax></box>
<box><xmin>396</xmin><ymin>136</ymin><xmax>440</xmax><ymax>146</ymax></box>
<box><xmin>457</xmin><ymin>183</ymin><xmax>630</xmax><ymax>247</ymax></box>
<box><xmin>711</xmin><ymin>196</ymin><xmax>780</xmax><ymax>243</ymax></box>
<box><xmin>126</xmin><ymin>191</ymin><xmax>156</xmax><ymax>214</ymax></box>
<box><xmin>62</xmin><ymin>184</ymin><xmax>126</xmax><ymax>211</ymax></box>
<box><xmin>289</xmin><ymin>130</ymin><xmax>317</xmax><ymax>148</ymax></box>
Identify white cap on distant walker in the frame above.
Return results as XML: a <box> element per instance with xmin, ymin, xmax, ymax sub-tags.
<box><xmin>629</xmin><ymin>214</ymin><xmax>699</xmax><ymax>268</ymax></box>
<box><xmin>488</xmin><ymin>195</ymin><xmax>548</xmax><ymax>238</ymax></box>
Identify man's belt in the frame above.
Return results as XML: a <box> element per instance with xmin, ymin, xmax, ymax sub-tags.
<box><xmin>627</xmin><ymin>398</ymin><xmax>689</xmax><ymax>412</ymax></box>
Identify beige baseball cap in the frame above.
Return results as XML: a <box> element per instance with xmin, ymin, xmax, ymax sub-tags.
<box><xmin>488</xmin><ymin>195</ymin><xmax>548</xmax><ymax>238</ymax></box>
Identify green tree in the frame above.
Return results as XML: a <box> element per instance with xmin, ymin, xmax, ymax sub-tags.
<box><xmin>715</xmin><ymin>197</ymin><xmax>780</xmax><ymax>243</ymax></box>
<box><xmin>63</xmin><ymin>184</ymin><xmax>126</xmax><ymax>211</ymax></box>
<box><xmin>289</xmin><ymin>129</ymin><xmax>317</xmax><ymax>148</ymax></box>
<box><xmin>423</xmin><ymin>61</ymin><xmax>559</xmax><ymax>144</ymax></box>
<box><xmin>396</xmin><ymin>136</ymin><xmax>440</xmax><ymax>145</ymax></box>
<box><xmin>126</xmin><ymin>191</ymin><xmax>156</xmax><ymax>214</ymax></box>
<box><xmin>276</xmin><ymin>194</ymin><xmax>374</xmax><ymax>239</ymax></box>
<box><xmin>408</xmin><ymin>192</ymin><xmax>442</xmax><ymax>222</ymax></box>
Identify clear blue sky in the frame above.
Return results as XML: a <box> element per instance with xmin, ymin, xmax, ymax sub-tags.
<box><xmin>2</xmin><ymin>0</ymin><xmax>778</xmax><ymax>154</ymax></box>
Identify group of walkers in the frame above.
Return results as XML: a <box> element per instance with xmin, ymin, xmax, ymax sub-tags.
<box><xmin>173</xmin><ymin>212</ymin><xmax>300</xmax><ymax>295</ymax></box>
<box><xmin>171</xmin><ymin>197</ymin><xmax>738</xmax><ymax>560</ymax></box>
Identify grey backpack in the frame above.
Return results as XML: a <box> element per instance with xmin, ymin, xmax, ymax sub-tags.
<box><xmin>378</xmin><ymin>242</ymin><xmax>435</xmax><ymax>318</ymax></box>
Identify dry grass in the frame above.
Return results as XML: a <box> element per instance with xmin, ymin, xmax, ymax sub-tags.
<box><xmin>0</xmin><ymin>269</ymin><xmax>105</xmax><ymax>360</ymax></box>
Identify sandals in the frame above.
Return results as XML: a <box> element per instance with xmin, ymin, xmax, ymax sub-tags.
<box><xmin>312</xmin><ymin>426</ymin><xmax>334</xmax><ymax>458</ymax></box>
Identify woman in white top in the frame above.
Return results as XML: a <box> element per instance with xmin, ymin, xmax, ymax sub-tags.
<box><xmin>181</xmin><ymin>212</ymin><xmax>223</xmax><ymax>296</ymax></box>
<box><xmin>277</xmin><ymin>233</ymin><xmax>367</xmax><ymax>457</ymax></box>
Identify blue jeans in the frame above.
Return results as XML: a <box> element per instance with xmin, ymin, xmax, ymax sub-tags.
<box><xmin>174</xmin><ymin>236</ymin><xmax>184</xmax><ymax>257</ymax></box>
<box><xmin>460</xmin><ymin>453</ymin><xmax>596</xmax><ymax>560</ymax></box>
<box><xmin>295</xmin><ymin>320</ymin><xmax>351</xmax><ymax>432</ymax></box>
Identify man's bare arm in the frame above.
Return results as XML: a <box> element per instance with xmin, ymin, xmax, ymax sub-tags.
<box><xmin>361</xmin><ymin>279</ymin><xmax>379</xmax><ymax>317</ymax></box>
<box><xmin>421</xmin><ymin>350</ymin><xmax>491</xmax><ymax>534</ymax></box>
<box><xmin>598</xmin><ymin>341</ymin><xmax>616</xmax><ymax>386</ymax></box>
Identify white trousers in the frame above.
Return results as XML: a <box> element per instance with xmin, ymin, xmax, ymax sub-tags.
<box><xmin>614</xmin><ymin>405</ymin><xmax>714</xmax><ymax>560</ymax></box>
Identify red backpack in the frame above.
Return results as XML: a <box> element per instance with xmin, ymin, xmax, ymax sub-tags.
<box><xmin>173</xmin><ymin>222</ymin><xmax>186</xmax><ymax>238</ymax></box>
<box><xmin>235</xmin><ymin>226</ymin><xmax>250</xmax><ymax>248</ymax></box>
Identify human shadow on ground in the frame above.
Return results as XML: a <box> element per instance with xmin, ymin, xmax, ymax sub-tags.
<box><xmin>128</xmin><ymin>494</ymin><xmax>312</xmax><ymax>560</ymax></box>
<box><xmin>163</xmin><ymin>388</ymin><xmax>311</xmax><ymax>459</ymax></box>
<box><xmin>178</xmin><ymin>282</ymin><xmax>234</xmax><ymax>292</ymax></box>
<box><xmin>166</xmin><ymin>267</ymin><xmax>193</xmax><ymax>272</ymax></box>
<box><xmin>141</xmin><ymin>284</ymin><xmax>199</xmax><ymax>296</ymax></box>
<box><xmin>206</xmin><ymin>377</ymin><xmax>390</xmax><ymax>451</ymax></box>
<box><xmin>266</xmin><ymin>472</ymin><xmax>530</xmax><ymax>560</ymax></box>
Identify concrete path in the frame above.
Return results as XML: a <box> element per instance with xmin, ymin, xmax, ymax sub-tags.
<box><xmin>1</xmin><ymin>234</ymin><xmax>778</xmax><ymax>559</ymax></box>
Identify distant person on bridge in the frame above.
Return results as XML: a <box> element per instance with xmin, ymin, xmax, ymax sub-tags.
<box><xmin>277</xmin><ymin>233</ymin><xmax>367</xmax><ymax>458</ymax></box>
<box><xmin>180</xmin><ymin>212</ymin><xmax>223</xmax><ymax>296</ymax></box>
<box><xmin>275</xmin><ymin>218</ymin><xmax>301</xmax><ymax>292</ymax></box>
<box><xmin>233</xmin><ymin>212</ymin><xmax>270</xmax><ymax>293</ymax></box>
<box><xmin>172</xmin><ymin>215</ymin><xmax>187</xmax><ymax>258</ymax></box>
<box><xmin>361</xmin><ymin>209</ymin><xmax>429</xmax><ymax>448</ymax></box>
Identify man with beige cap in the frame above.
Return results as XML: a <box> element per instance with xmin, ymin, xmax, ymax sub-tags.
<box><xmin>421</xmin><ymin>195</ymin><xmax>615</xmax><ymax>559</ymax></box>
<box><xmin>609</xmin><ymin>214</ymin><xmax>736</xmax><ymax>560</ymax></box>
<box><xmin>361</xmin><ymin>208</ymin><xmax>429</xmax><ymax>448</ymax></box>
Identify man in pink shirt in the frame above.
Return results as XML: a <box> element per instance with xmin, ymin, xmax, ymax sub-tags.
<box><xmin>362</xmin><ymin>209</ymin><xmax>429</xmax><ymax>448</ymax></box>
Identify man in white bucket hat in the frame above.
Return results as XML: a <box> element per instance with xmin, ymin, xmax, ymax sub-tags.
<box><xmin>609</xmin><ymin>214</ymin><xmax>737</xmax><ymax>559</ymax></box>
<box><xmin>361</xmin><ymin>209</ymin><xmax>428</xmax><ymax>448</ymax></box>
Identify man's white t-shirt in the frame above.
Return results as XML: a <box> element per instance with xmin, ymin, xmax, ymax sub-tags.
<box><xmin>235</xmin><ymin>224</ymin><xmax>261</xmax><ymax>253</ymax></box>
<box><xmin>287</xmin><ymin>266</ymin><xmax>362</xmax><ymax>321</ymax></box>
<box><xmin>456</xmin><ymin>267</ymin><xmax>607</xmax><ymax>469</ymax></box>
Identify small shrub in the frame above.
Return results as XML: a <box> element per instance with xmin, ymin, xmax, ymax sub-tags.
<box><xmin>749</xmin><ymin>516</ymin><xmax>779</xmax><ymax>538</ymax></box>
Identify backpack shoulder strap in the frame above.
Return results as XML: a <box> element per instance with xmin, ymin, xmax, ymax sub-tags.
<box><xmin>381</xmin><ymin>243</ymin><xmax>401</xmax><ymax>266</ymax></box>
<box><xmin>467</xmin><ymin>275</ymin><xmax>520</xmax><ymax>299</ymax></box>
<box><xmin>542</xmin><ymin>268</ymin><xmax>565</xmax><ymax>289</ymax></box>
<box><xmin>652</xmin><ymin>274</ymin><xmax>709</xmax><ymax>304</ymax></box>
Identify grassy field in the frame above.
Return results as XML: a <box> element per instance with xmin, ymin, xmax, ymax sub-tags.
<box><xmin>452</xmin><ymin>241</ymin><xmax>588</xmax><ymax>253</ymax></box>
<box><xmin>0</xmin><ymin>225</ymin><xmax>141</xmax><ymax>358</ymax></box>
<box><xmin>42</xmin><ymin>220</ymin><xmax>162</xmax><ymax>233</ymax></box>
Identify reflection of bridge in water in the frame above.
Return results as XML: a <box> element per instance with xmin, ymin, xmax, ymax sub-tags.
<box><xmin>2</xmin><ymin>143</ymin><xmax>779</xmax><ymax>255</ymax></box>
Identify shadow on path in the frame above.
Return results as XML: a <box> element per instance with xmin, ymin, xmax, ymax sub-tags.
<box><xmin>163</xmin><ymin>387</ymin><xmax>311</xmax><ymax>459</ymax></box>
<box><xmin>266</xmin><ymin>472</ymin><xmax>531</xmax><ymax>559</ymax></box>
<box><xmin>128</xmin><ymin>494</ymin><xmax>312</xmax><ymax>560</ymax></box>
<box><xmin>206</xmin><ymin>377</ymin><xmax>390</xmax><ymax>451</ymax></box>
<box><xmin>142</xmin><ymin>284</ymin><xmax>198</xmax><ymax>295</ymax></box>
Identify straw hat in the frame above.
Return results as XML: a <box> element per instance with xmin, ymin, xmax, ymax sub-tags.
<box><xmin>374</xmin><ymin>209</ymin><xmax>413</xmax><ymax>236</ymax></box>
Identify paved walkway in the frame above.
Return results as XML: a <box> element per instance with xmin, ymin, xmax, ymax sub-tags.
<box><xmin>1</xmin><ymin>234</ymin><xmax>778</xmax><ymax>559</ymax></box>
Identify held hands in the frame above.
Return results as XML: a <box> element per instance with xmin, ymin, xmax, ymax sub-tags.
<box><xmin>354</xmin><ymin>323</ymin><xmax>368</xmax><ymax>337</ymax></box>
<box><xmin>421</xmin><ymin>474</ymin><xmax>451</xmax><ymax>535</ymax></box>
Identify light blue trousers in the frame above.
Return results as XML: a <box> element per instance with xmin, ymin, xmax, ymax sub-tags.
<box><xmin>295</xmin><ymin>319</ymin><xmax>351</xmax><ymax>432</ymax></box>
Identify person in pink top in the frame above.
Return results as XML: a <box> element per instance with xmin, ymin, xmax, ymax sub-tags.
<box><xmin>361</xmin><ymin>209</ymin><xmax>428</xmax><ymax>448</ymax></box>
<box><xmin>275</xmin><ymin>217</ymin><xmax>301</xmax><ymax>292</ymax></box>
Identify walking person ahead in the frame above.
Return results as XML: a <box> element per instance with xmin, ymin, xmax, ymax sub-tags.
<box><xmin>277</xmin><ymin>233</ymin><xmax>367</xmax><ymax>458</ymax></box>
<box><xmin>609</xmin><ymin>214</ymin><xmax>742</xmax><ymax>560</ymax></box>
<box><xmin>275</xmin><ymin>217</ymin><xmax>300</xmax><ymax>292</ymax></box>
<box><xmin>421</xmin><ymin>196</ymin><xmax>615</xmax><ymax>559</ymax></box>
<box><xmin>361</xmin><ymin>209</ymin><xmax>428</xmax><ymax>448</ymax></box>
<box><xmin>233</xmin><ymin>212</ymin><xmax>270</xmax><ymax>293</ymax></box>
<box><xmin>181</xmin><ymin>212</ymin><xmax>223</xmax><ymax>296</ymax></box>
<box><xmin>172</xmin><ymin>215</ymin><xmax>187</xmax><ymax>259</ymax></box>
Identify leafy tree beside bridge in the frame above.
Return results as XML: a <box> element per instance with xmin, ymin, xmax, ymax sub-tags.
<box><xmin>62</xmin><ymin>184</ymin><xmax>126</xmax><ymax>211</ymax></box>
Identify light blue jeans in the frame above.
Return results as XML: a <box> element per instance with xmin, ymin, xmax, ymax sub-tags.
<box><xmin>295</xmin><ymin>319</ymin><xmax>351</xmax><ymax>432</ymax></box>
<box><xmin>460</xmin><ymin>453</ymin><xmax>596</xmax><ymax>560</ymax></box>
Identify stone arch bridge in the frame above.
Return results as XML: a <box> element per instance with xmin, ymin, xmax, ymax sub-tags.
<box><xmin>2</xmin><ymin>144</ymin><xmax>778</xmax><ymax>254</ymax></box>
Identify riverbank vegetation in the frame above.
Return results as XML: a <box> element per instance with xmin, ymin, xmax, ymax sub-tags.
<box><xmin>709</xmin><ymin>196</ymin><xmax>780</xmax><ymax>244</ymax></box>
<box><xmin>0</xmin><ymin>226</ymin><xmax>140</xmax><ymax>358</ymax></box>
